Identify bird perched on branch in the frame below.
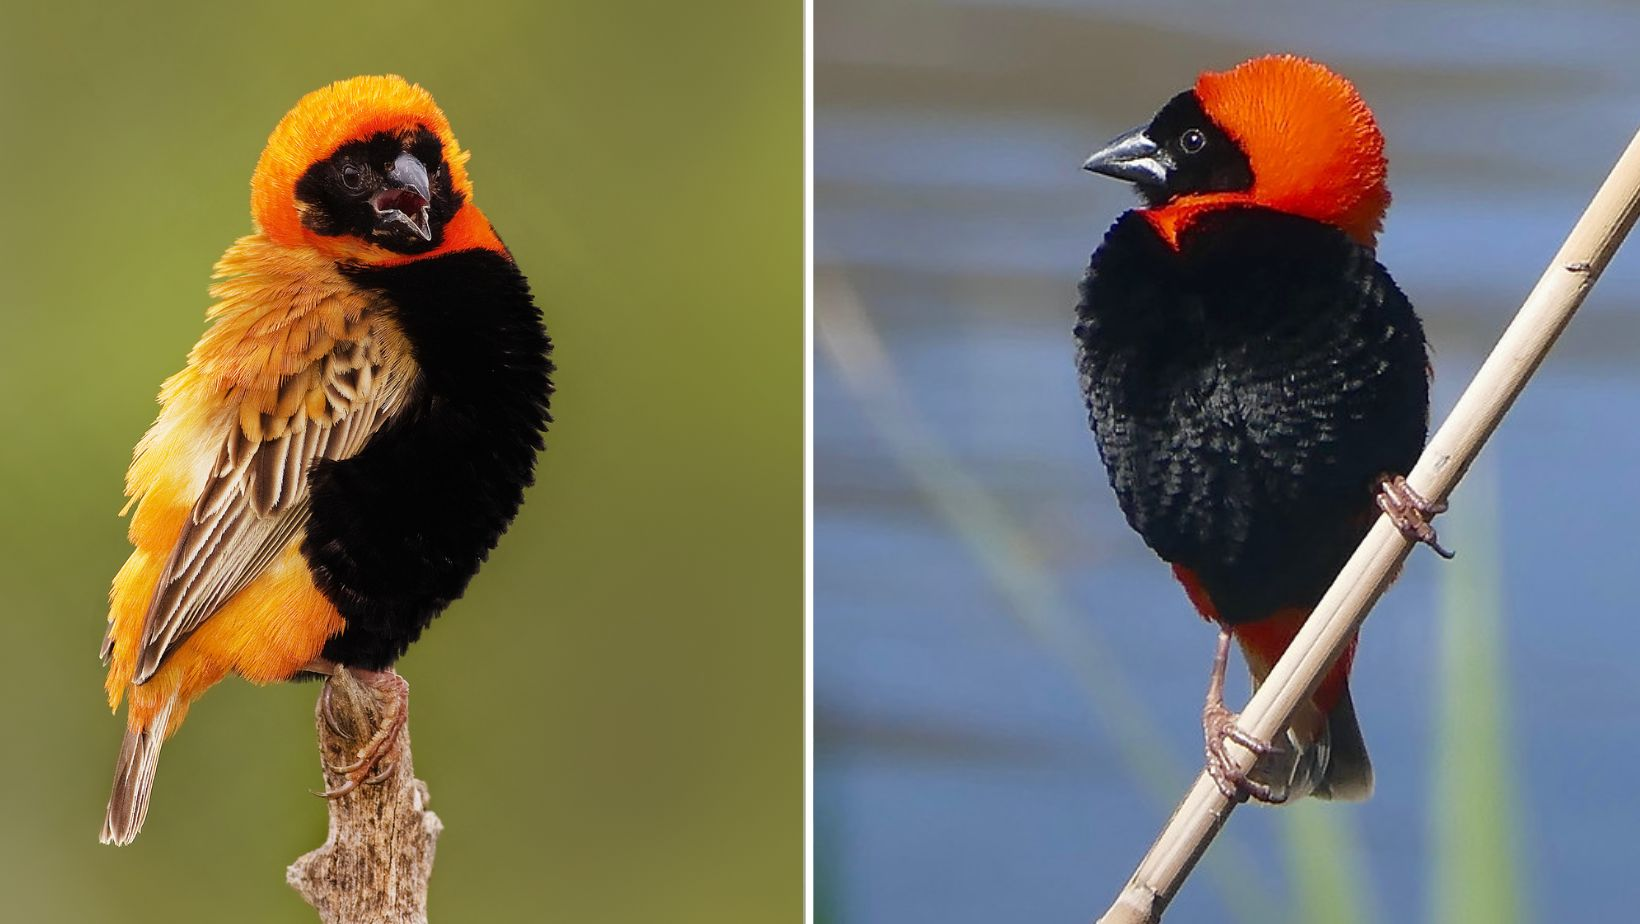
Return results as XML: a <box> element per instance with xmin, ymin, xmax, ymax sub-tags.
<box><xmin>1075</xmin><ymin>55</ymin><xmax>1446</xmax><ymax>803</ymax></box>
<box><xmin>99</xmin><ymin>75</ymin><xmax>553</xmax><ymax>844</ymax></box>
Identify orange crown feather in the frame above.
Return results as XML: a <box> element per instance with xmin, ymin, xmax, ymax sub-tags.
<box><xmin>250</xmin><ymin>75</ymin><xmax>500</xmax><ymax>262</ymax></box>
<box><xmin>1194</xmin><ymin>54</ymin><xmax>1390</xmax><ymax>248</ymax></box>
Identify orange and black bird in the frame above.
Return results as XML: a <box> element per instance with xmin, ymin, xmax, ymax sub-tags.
<box><xmin>1075</xmin><ymin>55</ymin><xmax>1447</xmax><ymax>803</ymax></box>
<box><xmin>99</xmin><ymin>75</ymin><xmax>552</xmax><ymax>844</ymax></box>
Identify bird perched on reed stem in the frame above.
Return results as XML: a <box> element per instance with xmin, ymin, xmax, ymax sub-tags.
<box><xmin>100</xmin><ymin>75</ymin><xmax>553</xmax><ymax>844</ymax></box>
<box><xmin>1075</xmin><ymin>55</ymin><xmax>1447</xmax><ymax>803</ymax></box>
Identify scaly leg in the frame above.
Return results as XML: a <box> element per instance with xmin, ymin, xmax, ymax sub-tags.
<box><xmin>1202</xmin><ymin>629</ymin><xmax>1286</xmax><ymax>804</ymax></box>
<box><xmin>319</xmin><ymin>668</ymin><xmax>409</xmax><ymax>799</ymax></box>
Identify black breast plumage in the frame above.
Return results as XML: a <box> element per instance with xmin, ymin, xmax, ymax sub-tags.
<box><xmin>303</xmin><ymin>248</ymin><xmax>554</xmax><ymax>669</ymax></box>
<box><xmin>1075</xmin><ymin>207</ymin><xmax>1428</xmax><ymax>623</ymax></box>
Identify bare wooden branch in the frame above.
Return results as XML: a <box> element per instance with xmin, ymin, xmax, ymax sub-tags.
<box><xmin>1099</xmin><ymin>124</ymin><xmax>1640</xmax><ymax>924</ymax></box>
<box><xmin>287</xmin><ymin>670</ymin><xmax>443</xmax><ymax>924</ymax></box>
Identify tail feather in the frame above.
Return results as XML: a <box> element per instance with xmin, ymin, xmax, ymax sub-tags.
<box><xmin>1243</xmin><ymin>673</ymin><xmax>1373</xmax><ymax>802</ymax></box>
<box><xmin>1236</xmin><ymin>622</ymin><xmax>1372</xmax><ymax>802</ymax></box>
<box><xmin>100</xmin><ymin>696</ymin><xmax>175</xmax><ymax>846</ymax></box>
<box><xmin>1312</xmin><ymin>684</ymin><xmax>1373</xmax><ymax>801</ymax></box>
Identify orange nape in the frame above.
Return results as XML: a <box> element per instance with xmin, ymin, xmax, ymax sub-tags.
<box><xmin>1142</xmin><ymin>54</ymin><xmax>1390</xmax><ymax>250</ymax></box>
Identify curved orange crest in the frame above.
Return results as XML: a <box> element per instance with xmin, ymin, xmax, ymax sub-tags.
<box><xmin>1193</xmin><ymin>54</ymin><xmax>1390</xmax><ymax>248</ymax></box>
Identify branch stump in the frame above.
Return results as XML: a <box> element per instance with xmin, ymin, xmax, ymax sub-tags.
<box><xmin>287</xmin><ymin>670</ymin><xmax>443</xmax><ymax>924</ymax></box>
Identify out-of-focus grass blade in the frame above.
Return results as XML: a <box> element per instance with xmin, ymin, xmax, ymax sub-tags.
<box><xmin>814</xmin><ymin>767</ymin><xmax>842</xmax><ymax>924</ymax></box>
<box><xmin>1282</xmin><ymin>803</ymin><xmax>1379</xmax><ymax>924</ymax></box>
<box><xmin>1430</xmin><ymin>466</ymin><xmax>1524</xmax><ymax>923</ymax></box>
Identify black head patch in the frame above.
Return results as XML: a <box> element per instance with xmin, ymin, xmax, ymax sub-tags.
<box><xmin>294</xmin><ymin>127</ymin><xmax>464</xmax><ymax>255</ymax></box>
<box><xmin>1137</xmin><ymin>91</ymin><xmax>1254</xmax><ymax>207</ymax></box>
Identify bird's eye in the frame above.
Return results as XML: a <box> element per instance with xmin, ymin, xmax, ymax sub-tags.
<box><xmin>340</xmin><ymin>164</ymin><xmax>363</xmax><ymax>190</ymax></box>
<box><xmin>1180</xmin><ymin>128</ymin><xmax>1207</xmax><ymax>154</ymax></box>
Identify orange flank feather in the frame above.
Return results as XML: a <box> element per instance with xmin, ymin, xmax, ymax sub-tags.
<box><xmin>1230</xmin><ymin>608</ymin><xmax>1356</xmax><ymax>719</ymax></box>
<box><xmin>108</xmin><ymin>547</ymin><xmax>343</xmax><ymax>736</ymax></box>
<box><xmin>1170</xmin><ymin>562</ymin><xmax>1221</xmax><ymax>623</ymax></box>
<box><xmin>1168</xmin><ymin>564</ymin><xmax>1355</xmax><ymax>724</ymax></box>
<box><xmin>1142</xmin><ymin>54</ymin><xmax>1390</xmax><ymax>250</ymax></box>
<box><xmin>100</xmin><ymin>233</ymin><xmax>406</xmax><ymax>844</ymax></box>
<box><xmin>103</xmin><ymin>234</ymin><xmax>413</xmax><ymax>722</ymax></box>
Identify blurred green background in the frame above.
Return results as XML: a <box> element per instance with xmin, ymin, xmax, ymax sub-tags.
<box><xmin>0</xmin><ymin>1</ymin><xmax>801</xmax><ymax>921</ymax></box>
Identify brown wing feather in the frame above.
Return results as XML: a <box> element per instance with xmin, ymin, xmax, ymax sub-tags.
<box><xmin>131</xmin><ymin>331</ymin><xmax>412</xmax><ymax>683</ymax></box>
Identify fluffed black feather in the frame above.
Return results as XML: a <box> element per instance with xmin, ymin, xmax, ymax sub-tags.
<box><xmin>304</xmin><ymin>249</ymin><xmax>554</xmax><ymax>669</ymax></box>
<box><xmin>1075</xmin><ymin>206</ymin><xmax>1428</xmax><ymax>624</ymax></box>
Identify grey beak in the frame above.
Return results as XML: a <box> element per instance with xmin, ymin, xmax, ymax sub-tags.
<box><xmin>386</xmin><ymin>151</ymin><xmax>432</xmax><ymax>203</ymax></box>
<box><xmin>373</xmin><ymin>151</ymin><xmax>434</xmax><ymax>241</ymax></box>
<box><xmin>1083</xmin><ymin>127</ymin><xmax>1170</xmax><ymax>187</ymax></box>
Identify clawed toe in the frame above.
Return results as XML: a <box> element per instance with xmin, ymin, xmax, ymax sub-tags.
<box><xmin>1209</xmin><ymin>760</ymin><xmax>1287</xmax><ymax>805</ymax></box>
<box><xmin>328</xmin><ymin>752</ymin><xmax>371</xmax><ymax>775</ymax></box>
<box><xmin>319</xmin><ymin>682</ymin><xmax>347</xmax><ymax>738</ymax></box>
<box><xmin>1210</xmin><ymin>709</ymin><xmax>1275</xmax><ymax>757</ymax></box>
<box><xmin>1201</xmin><ymin>629</ymin><xmax>1286</xmax><ymax>804</ymax></box>
<box><xmin>316</xmin><ymin>778</ymin><xmax>360</xmax><ymax>800</ymax></box>
<box><xmin>322</xmin><ymin>723</ymin><xmax>402</xmax><ymax>799</ymax></box>
<box><xmin>1377</xmin><ymin>474</ymin><xmax>1454</xmax><ymax>559</ymax></box>
<box><xmin>1203</xmin><ymin>703</ymin><xmax>1286</xmax><ymax>804</ymax></box>
<box><xmin>317</xmin><ymin>669</ymin><xmax>409</xmax><ymax>799</ymax></box>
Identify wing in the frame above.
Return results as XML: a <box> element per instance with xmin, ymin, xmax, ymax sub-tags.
<box><xmin>105</xmin><ymin>236</ymin><xmax>418</xmax><ymax>683</ymax></box>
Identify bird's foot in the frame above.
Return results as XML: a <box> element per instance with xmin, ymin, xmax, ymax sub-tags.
<box><xmin>318</xmin><ymin>668</ymin><xmax>409</xmax><ymax>799</ymax></box>
<box><xmin>1203</xmin><ymin>630</ymin><xmax>1286</xmax><ymax>804</ymax></box>
<box><xmin>1376</xmin><ymin>474</ymin><xmax>1454</xmax><ymax>559</ymax></box>
<box><xmin>1204</xmin><ymin>703</ymin><xmax>1286</xmax><ymax>804</ymax></box>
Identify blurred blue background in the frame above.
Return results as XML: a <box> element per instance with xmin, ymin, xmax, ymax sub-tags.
<box><xmin>815</xmin><ymin>2</ymin><xmax>1640</xmax><ymax>921</ymax></box>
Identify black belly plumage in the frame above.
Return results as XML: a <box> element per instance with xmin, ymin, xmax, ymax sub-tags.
<box><xmin>1075</xmin><ymin>206</ymin><xmax>1429</xmax><ymax>624</ymax></box>
<box><xmin>302</xmin><ymin>248</ymin><xmax>554</xmax><ymax>669</ymax></box>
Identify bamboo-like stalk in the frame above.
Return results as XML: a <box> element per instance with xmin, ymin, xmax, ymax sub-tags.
<box><xmin>1099</xmin><ymin>124</ymin><xmax>1640</xmax><ymax>924</ymax></box>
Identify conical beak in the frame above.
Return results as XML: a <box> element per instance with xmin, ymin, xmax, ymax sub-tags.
<box><xmin>1082</xmin><ymin>127</ymin><xmax>1170</xmax><ymax>187</ymax></box>
<box><xmin>373</xmin><ymin>151</ymin><xmax>434</xmax><ymax>241</ymax></box>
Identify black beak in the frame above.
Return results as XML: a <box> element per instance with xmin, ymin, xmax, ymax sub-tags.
<box><xmin>1083</xmin><ymin>127</ymin><xmax>1171</xmax><ymax>187</ymax></box>
<box><xmin>373</xmin><ymin>151</ymin><xmax>433</xmax><ymax>241</ymax></box>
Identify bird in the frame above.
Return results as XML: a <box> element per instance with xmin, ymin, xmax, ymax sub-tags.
<box><xmin>1074</xmin><ymin>54</ymin><xmax>1446</xmax><ymax>803</ymax></box>
<box><xmin>99</xmin><ymin>75</ymin><xmax>553</xmax><ymax>845</ymax></box>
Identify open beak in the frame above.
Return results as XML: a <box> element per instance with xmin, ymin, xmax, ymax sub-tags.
<box><xmin>1082</xmin><ymin>127</ymin><xmax>1170</xmax><ymax>187</ymax></box>
<box><xmin>373</xmin><ymin>151</ymin><xmax>433</xmax><ymax>241</ymax></box>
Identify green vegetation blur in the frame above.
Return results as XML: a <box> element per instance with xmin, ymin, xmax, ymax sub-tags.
<box><xmin>0</xmin><ymin>1</ymin><xmax>801</xmax><ymax>921</ymax></box>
